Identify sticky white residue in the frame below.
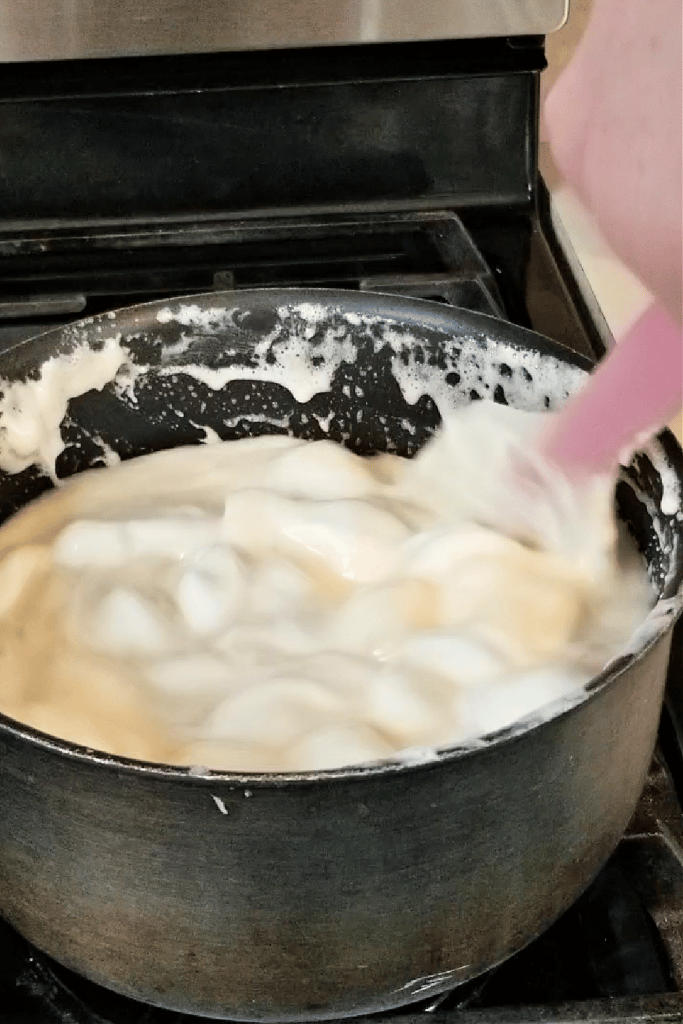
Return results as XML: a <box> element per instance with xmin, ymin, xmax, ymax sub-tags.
<box><xmin>388</xmin><ymin>332</ymin><xmax>578</xmax><ymax>414</ymax></box>
<box><xmin>344</xmin><ymin>311</ymin><xmax>382</xmax><ymax>328</ymax></box>
<box><xmin>314</xmin><ymin>412</ymin><xmax>335</xmax><ymax>433</ymax></box>
<box><xmin>394</xmin><ymin>746</ymin><xmax>441</xmax><ymax>766</ymax></box>
<box><xmin>191</xmin><ymin>424</ymin><xmax>222</xmax><ymax>445</ymax></box>
<box><xmin>156</xmin><ymin>304</ymin><xmax>239</xmax><ymax>330</ymax></box>
<box><xmin>0</xmin><ymin>303</ymin><xmax>582</xmax><ymax>492</ymax></box>
<box><xmin>157</xmin><ymin>304</ymin><xmax>358</xmax><ymax>406</ymax></box>
<box><xmin>149</xmin><ymin>305</ymin><xmax>576</xmax><ymax>419</ymax></box>
<box><xmin>616</xmin><ymin>595</ymin><xmax>680</xmax><ymax>660</ymax></box>
<box><xmin>92</xmin><ymin>436</ymin><xmax>121</xmax><ymax>468</ymax></box>
<box><xmin>623</xmin><ymin>441</ymin><xmax>682</xmax><ymax>593</ymax></box>
<box><xmin>112</xmin><ymin>358</ymin><xmax>150</xmax><ymax>404</ymax></box>
<box><xmin>215</xmin><ymin>412</ymin><xmax>291</xmax><ymax>435</ymax></box>
<box><xmin>0</xmin><ymin>337</ymin><xmax>128</xmax><ymax>479</ymax></box>
<box><xmin>161</xmin><ymin>334</ymin><xmax>196</xmax><ymax>360</ymax></box>
<box><xmin>212</xmin><ymin>795</ymin><xmax>229</xmax><ymax>814</ymax></box>
<box><xmin>285</xmin><ymin>302</ymin><xmax>331</xmax><ymax>326</ymax></box>
<box><xmin>658</xmin><ymin>460</ymin><xmax>682</xmax><ymax>518</ymax></box>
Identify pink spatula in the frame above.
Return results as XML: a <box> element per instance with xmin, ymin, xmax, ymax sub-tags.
<box><xmin>540</xmin><ymin>304</ymin><xmax>682</xmax><ymax>478</ymax></box>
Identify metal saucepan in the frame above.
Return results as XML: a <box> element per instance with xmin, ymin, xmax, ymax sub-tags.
<box><xmin>0</xmin><ymin>289</ymin><xmax>681</xmax><ymax>1020</ymax></box>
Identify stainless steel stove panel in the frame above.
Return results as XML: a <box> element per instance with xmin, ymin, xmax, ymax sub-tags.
<box><xmin>0</xmin><ymin>0</ymin><xmax>569</xmax><ymax>63</ymax></box>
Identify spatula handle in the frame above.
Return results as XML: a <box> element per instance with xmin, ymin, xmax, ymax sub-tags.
<box><xmin>540</xmin><ymin>304</ymin><xmax>682</xmax><ymax>476</ymax></box>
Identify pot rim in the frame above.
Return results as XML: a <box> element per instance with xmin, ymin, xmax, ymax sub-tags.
<box><xmin>0</xmin><ymin>287</ymin><xmax>681</xmax><ymax>785</ymax></box>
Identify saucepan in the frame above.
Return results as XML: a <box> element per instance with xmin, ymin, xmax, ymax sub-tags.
<box><xmin>0</xmin><ymin>289</ymin><xmax>681</xmax><ymax>1020</ymax></box>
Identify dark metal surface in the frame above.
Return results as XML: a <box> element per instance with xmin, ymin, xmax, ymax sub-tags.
<box><xmin>0</xmin><ymin>290</ymin><xmax>681</xmax><ymax>1020</ymax></box>
<box><xmin>0</xmin><ymin>295</ymin><xmax>87</xmax><ymax>319</ymax></box>
<box><xmin>0</xmin><ymin>40</ymin><xmax>541</xmax><ymax>221</ymax></box>
<box><xmin>0</xmin><ymin>212</ymin><xmax>505</xmax><ymax>315</ymax></box>
<box><xmin>2</xmin><ymin>742</ymin><xmax>682</xmax><ymax>1022</ymax></box>
<box><xmin>663</xmin><ymin>623</ymin><xmax>683</xmax><ymax>773</ymax></box>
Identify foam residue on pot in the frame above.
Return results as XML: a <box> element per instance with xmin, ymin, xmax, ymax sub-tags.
<box><xmin>0</xmin><ymin>336</ymin><xmax>129</xmax><ymax>478</ymax></box>
<box><xmin>0</xmin><ymin>298</ymin><xmax>582</xmax><ymax>482</ymax></box>
<box><xmin>148</xmin><ymin>299</ymin><xmax>582</xmax><ymax>415</ymax></box>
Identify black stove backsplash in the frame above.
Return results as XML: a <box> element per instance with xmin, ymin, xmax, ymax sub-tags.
<box><xmin>0</xmin><ymin>40</ymin><xmax>543</xmax><ymax>224</ymax></box>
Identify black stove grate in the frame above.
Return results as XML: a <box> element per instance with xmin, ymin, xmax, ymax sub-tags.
<box><xmin>0</xmin><ymin>201</ymin><xmax>605</xmax><ymax>364</ymax></box>
<box><xmin>0</xmin><ymin>212</ymin><xmax>506</xmax><ymax>323</ymax></box>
